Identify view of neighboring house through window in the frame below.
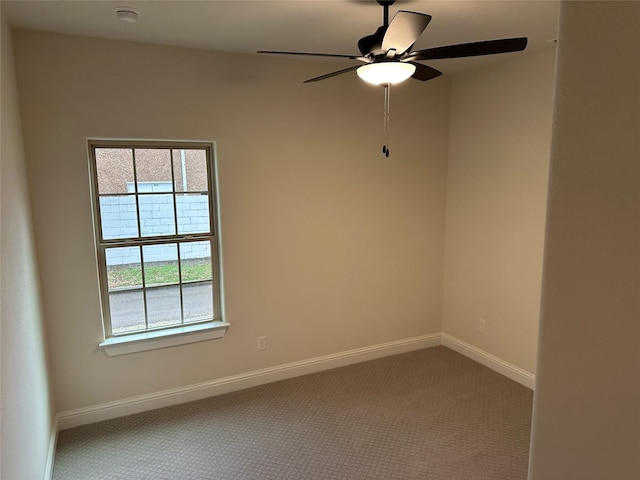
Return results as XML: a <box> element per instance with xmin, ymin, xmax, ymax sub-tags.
<box><xmin>88</xmin><ymin>141</ymin><xmax>222</xmax><ymax>338</ymax></box>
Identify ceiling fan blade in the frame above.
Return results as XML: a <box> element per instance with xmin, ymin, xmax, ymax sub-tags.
<box><xmin>410</xmin><ymin>62</ymin><xmax>442</xmax><ymax>82</ymax></box>
<box><xmin>407</xmin><ymin>37</ymin><xmax>528</xmax><ymax>61</ymax></box>
<box><xmin>258</xmin><ymin>50</ymin><xmax>368</xmax><ymax>62</ymax></box>
<box><xmin>381</xmin><ymin>11</ymin><xmax>432</xmax><ymax>56</ymax></box>
<box><xmin>303</xmin><ymin>65</ymin><xmax>361</xmax><ymax>83</ymax></box>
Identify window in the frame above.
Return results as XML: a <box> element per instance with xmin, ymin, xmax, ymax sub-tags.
<box><xmin>88</xmin><ymin>140</ymin><xmax>227</xmax><ymax>355</ymax></box>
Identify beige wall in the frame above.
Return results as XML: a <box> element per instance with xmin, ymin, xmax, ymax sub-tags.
<box><xmin>443</xmin><ymin>48</ymin><xmax>556</xmax><ymax>374</ymax></box>
<box><xmin>529</xmin><ymin>1</ymin><xmax>640</xmax><ymax>478</ymax></box>
<box><xmin>12</xmin><ymin>31</ymin><xmax>450</xmax><ymax>413</ymax></box>
<box><xmin>9</xmin><ymin>3</ymin><xmax>639</xmax><ymax>475</ymax></box>
<box><xmin>0</xmin><ymin>17</ymin><xmax>55</xmax><ymax>480</ymax></box>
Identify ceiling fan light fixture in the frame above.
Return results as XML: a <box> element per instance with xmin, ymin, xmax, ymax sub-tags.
<box><xmin>356</xmin><ymin>62</ymin><xmax>416</xmax><ymax>85</ymax></box>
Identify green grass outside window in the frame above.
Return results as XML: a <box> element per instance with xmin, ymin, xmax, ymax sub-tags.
<box><xmin>108</xmin><ymin>262</ymin><xmax>211</xmax><ymax>288</ymax></box>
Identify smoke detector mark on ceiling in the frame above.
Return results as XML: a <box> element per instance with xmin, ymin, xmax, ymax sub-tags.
<box><xmin>115</xmin><ymin>7</ymin><xmax>139</xmax><ymax>24</ymax></box>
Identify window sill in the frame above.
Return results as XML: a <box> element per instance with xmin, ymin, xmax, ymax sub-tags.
<box><xmin>99</xmin><ymin>321</ymin><xmax>230</xmax><ymax>357</ymax></box>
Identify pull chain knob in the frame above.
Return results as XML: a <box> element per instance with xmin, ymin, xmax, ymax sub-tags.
<box><xmin>383</xmin><ymin>84</ymin><xmax>391</xmax><ymax>157</ymax></box>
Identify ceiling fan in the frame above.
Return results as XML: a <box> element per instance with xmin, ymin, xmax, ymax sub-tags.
<box><xmin>258</xmin><ymin>0</ymin><xmax>527</xmax><ymax>156</ymax></box>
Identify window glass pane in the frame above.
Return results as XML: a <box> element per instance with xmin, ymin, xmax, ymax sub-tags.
<box><xmin>177</xmin><ymin>193</ymin><xmax>210</xmax><ymax>235</ymax></box>
<box><xmin>105</xmin><ymin>247</ymin><xmax>145</xmax><ymax>334</ymax></box>
<box><xmin>183</xmin><ymin>281</ymin><xmax>213</xmax><ymax>324</ymax></box>
<box><xmin>172</xmin><ymin>149</ymin><xmax>208</xmax><ymax>192</ymax></box>
<box><xmin>180</xmin><ymin>241</ymin><xmax>212</xmax><ymax>281</ymax></box>
<box><xmin>139</xmin><ymin>194</ymin><xmax>176</xmax><ymax>237</ymax></box>
<box><xmin>131</xmin><ymin>181</ymin><xmax>173</xmax><ymax>193</ymax></box>
<box><xmin>106</xmin><ymin>246</ymin><xmax>142</xmax><ymax>288</ymax></box>
<box><xmin>135</xmin><ymin>149</ymin><xmax>173</xmax><ymax>187</ymax></box>
<box><xmin>180</xmin><ymin>241</ymin><xmax>213</xmax><ymax>324</ymax></box>
<box><xmin>142</xmin><ymin>244</ymin><xmax>179</xmax><ymax>286</ymax></box>
<box><xmin>95</xmin><ymin>148</ymin><xmax>134</xmax><ymax>194</ymax></box>
<box><xmin>110</xmin><ymin>290</ymin><xmax>146</xmax><ymax>335</ymax></box>
<box><xmin>100</xmin><ymin>195</ymin><xmax>139</xmax><ymax>239</ymax></box>
<box><xmin>146</xmin><ymin>285</ymin><xmax>182</xmax><ymax>329</ymax></box>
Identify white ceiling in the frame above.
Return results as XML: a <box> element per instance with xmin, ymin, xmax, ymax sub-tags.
<box><xmin>2</xmin><ymin>0</ymin><xmax>560</xmax><ymax>75</ymax></box>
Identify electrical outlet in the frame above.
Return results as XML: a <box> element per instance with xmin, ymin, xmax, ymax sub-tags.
<box><xmin>478</xmin><ymin>318</ymin><xmax>487</xmax><ymax>334</ymax></box>
<box><xmin>257</xmin><ymin>336</ymin><xmax>267</xmax><ymax>351</ymax></box>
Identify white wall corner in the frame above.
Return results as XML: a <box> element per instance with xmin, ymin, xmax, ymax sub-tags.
<box><xmin>44</xmin><ymin>417</ymin><xmax>59</xmax><ymax>480</ymax></box>
<box><xmin>441</xmin><ymin>333</ymin><xmax>535</xmax><ymax>389</ymax></box>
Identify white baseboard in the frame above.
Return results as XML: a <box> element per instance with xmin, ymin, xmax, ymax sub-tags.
<box><xmin>57</xmin><ymin>332</ymin><xmax>534</xmax><ymax>431</ymax></box>
<box><xmin>44</xmin><ymin>417</ymin><xmax>58</xmax><ymax>480</ymax></box>
<box><xmin>441</xmin><ymin>333</ymin><xmax>535</xmax><ymax>389</ymax></box>
<box><xmin>57</xmin><ymin>333</ymin><xmax>441</xmax><ymax>430</ymax></box>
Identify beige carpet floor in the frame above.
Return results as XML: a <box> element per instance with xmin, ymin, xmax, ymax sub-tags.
<box><xmin>53</xmin><ymin>346</ymin><xmax>533</xmax><ymax>479</ymax></box>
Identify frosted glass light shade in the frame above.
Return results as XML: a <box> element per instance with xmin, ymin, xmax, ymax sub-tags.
<box><xmin>356</xmin><ymin>62</ymin><xmax>416</xmax><ymax>85</ymax></box>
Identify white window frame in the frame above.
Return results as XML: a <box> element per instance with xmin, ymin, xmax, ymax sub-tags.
<box><xmin>88</xmin><ymin>139</ymin><xmax>228</xmax><ymax>356</ymax></box>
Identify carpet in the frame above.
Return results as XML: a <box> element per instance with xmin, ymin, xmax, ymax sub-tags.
<box><xmin>53</xmin><ymin>346</ymin><xmax>533</xmax><ymax>479</ymax></box>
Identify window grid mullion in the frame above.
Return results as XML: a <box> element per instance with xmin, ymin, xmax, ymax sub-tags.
<box><xmin>169</xmin><ymin>148</ymin><xmax>179</xmax><ymax>237</ymax></box>
<box><xmin>177</xmin><ymin>243</ymin><xmax>185</xmax><ymax>325</ymax></box>
<box><xmin>169</xmin><ymin>149</ymin><xmax>186</xmax><ymax>325</ymax></box>
<box><xmin>101</xmin><ymin>233</ymin><xmax>210</xmax><ymax>248</ymax></box>
<box><xmin>131</xmin><ymin>148</ymin><xmax>143</xmax><ymax>243</ymax></box>
<box><xmin>131</xmin><ymin>149</ymin><xmax>150</xmax><ymax>330</ymax></box>
<box><xmin>139</xmin><ymin>244</ymin><xmax>150</xmax><ymax>330</ymax></box>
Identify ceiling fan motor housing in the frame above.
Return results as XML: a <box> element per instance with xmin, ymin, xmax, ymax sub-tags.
<box><xmin>358</xmin><ymin>0</ymin><xmax>397</xmax><ymax>56</ymax></box>
<box><xmin>358</xmin><ymin>26</ymin><xmax>387</xmax><ymax>57</ymax></box>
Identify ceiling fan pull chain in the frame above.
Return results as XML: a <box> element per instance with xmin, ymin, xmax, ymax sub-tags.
<box><xmin>382</xmin><ymin>84</ymin><xmax>390</xmax><ymax>157</ymax></box>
